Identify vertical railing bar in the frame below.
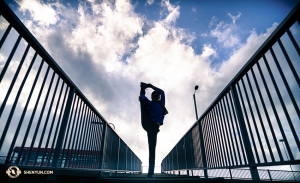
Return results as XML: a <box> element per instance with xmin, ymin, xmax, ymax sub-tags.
<box><xmin>286</xmin><ymin>28</ymin><xmax>300</xmax><ymax>56</ymax></box>
<box><xmin>86</xmin><ymin>112</ymin><xmax>95</xmax><ymax>168</ymax></box>
<box><xmin>185</xmin><ymin>131</ymin><xmax>191</xmax><ymax>171</ymax></box>
<box><xmin>222</xmin><ymin>95</ymin><xmax>238</xmax><ymax>166</ymax></box>
<box><xmin>95</xmin><ymin>117</ymin><xmax>103</xmax><ymax>169</ymax></box>
<box><xmin>236</xmin><ymin>81</ymin><xmax>258</xmax><ymax>164</ymax></box>
<box><xmin>82</xmin><ymin>108</ymin><xmax>92</xmax><ymax>169</ymax></box>
<box><xmin>184</xmin><ymin>137</ymin><xmax>188</xmax><ymax>173</ymax></box>
<box><xmin>69</xmin><ymin>99</ymin><xmax>83</xmax><ymax>168</ymax></box>
<box><xmin>206</xmin><ymin>114</ymin><xmax>213</xmax><ymax>168</ymax></box>
<box><xmin>262</xmin><ymin>54</ymin><xmax>295</xmax><ymax>161</ymax></box>
<box><xmin>92</xmin><ymin>114</ymin><xmax>100</xmax><ymax>169</ymax></box>
<box><xmin>246</xmin><ymin>71</ymin><xmax>273</xmax><ymax>163</ymax></box>
<box><xmin>117</xmin><ymin>137</ymin><xmax>121</xmax><ymax>173</ymax></box>
<box><xmin>81</xmin><ymin>107</ymin><xmax>91</xmax><ymax>168</ymax></box>
<box><xmin>170</xmin><ymin>150</ymin><xmax>173</xmax><ymax>171</ymax></box>
<box><xmin>16</xmin><ymin>59</ymin><xmax>44</xmax><ymax>165</ymax></box>
<box><xmin>230</xmin><ymin>84</ymin><xmax>260</xmax><ymax>182</ymax></box>
<box><xmin>202</xmin><ymin>116</ymin><xmax>210</xmax><ymax>168</ymax></box>
<box><xmin>212</xmin><ymin>106</ymin><xmax>226</xmax><ymax>167</ymax></box>
<box><xmin>250</xmin><ymin>67</ymin><xmax>276</xmax><ymax>162</ymax></box>
<box><xmin>197</xmin><ymin>118</ymin><xmax>208</xmax><ymax>178</ymax></box>
<box><xmin>79</xmin><ymin>104</ymin><xmax>89</xmax><ymax>168</ymax></box>
<box><xmin>0</xmin><ymin>34</ymin><xmax>22</xmax><ymax>83</ymax></box>
<box><xmin>225</xmin><ymin>94</ymin><xmax>242</xmax><ymax>165</ymax></box>
<box><xmin>0</xmin><ymin>42</ymin><xmax>30</xmax><ymax>149</ymax></box>
<box><xmin>208</xmin><ymin>110</ymin><xmax>219</xmax><ymax>168</ymax></box>
<box><xmin>211</xmin><ymin>110</ymin><xmax>220</xmax><ymax>168</ymax></box>
<box><xmin>66</xmin><ymin>96</ymin><xmax>80</xmax><ymax>167</ymax></box>
<box><xmin>74</xmin><ymin>103</ymin><xmax>87</xmax><ymax>167</ymax></box>
<box><xmin>80</xmin><ymin>107</ymin><xmax>91</xmax><ymax>168</ymax></box>
<box><xmin>60</xmin><ymin>93</ymin><xmax>76</xmax><ymax>167</ymax></box>
<box><xmin>4</xmin><ymin>50</ymin><xmax>37</xmax><ymax>163</ymax></box>
<box><xmin>86</xmin><ymin>107</ymin><xmax>97</xmax><ymax>168</ymax></box>
<box><xmin>36</xmin><ymin>74</ymin><xmax>60</xmax><ymax>166</ymax></box>
<box><xmin>30</xmin><ymin>70</ymin><xmax>55</xmax><ymax>166</ymax></box>
<box><xmin>277</xmin><ymin>37</ymin><xmax>300</xmax><ymax>87</ymax></box>
<box><xmin>216</xmin><ymin>103</ymin><xmax>230</xmax><ymax>166</ymax></box>
<box><xmin>73</xmin><ymin>101</ymin><xmax>86</xmax><ymax>168</ymax></box>
<box><xmin>97</xmin><ymin>119</ymin><xmax>104</xmax><ymax>170</ymax></box>
<box><xmin>51</xmin><ymin>86</ymin><xmax>75</xmax><ymax>168</ymax></box>
<box><xmin>177</xmin><ymin>141</ymin><xmax>180</xmax><ymax>171</ymax></box>
<box><xmin>82</xmin><ymin>108</ymin><xmax>92</xmax><ymax>168</ymax></box>
<box><xmin>270</xmin><ymin>46</ymin><xmax>300</xmax><ymax>152</ymax></box>
<box><xmin>241</xmin><ymin>77</ymin><xmax>266</xmax><ymax>162</ymax></box>
<box><xmin>89</xmin><ymin>114</ymin><xmax>96</xmax><ymax>169</ymax></box>
<box><xmin>0</xmin><ymin>42</ymin><xmax>31</xmax><ymax>125</ymax></box>
<box><xmin>90</xmin><ymin>110</ymin><xmax>98</xmax><ymax>169</ymax></box>
<box><xmin>202</xmin><ymin>116</ymin><xmax>211</xmax><ymax>168</ymax></box>
<box><xmin>48</xmin><ymin>85</ymin><xmax>69</xmax><ymax>166</ymax></box>
<box><xmin>173</xmin><ymin>145</ymin><xmax>178</xmax><ymax>170</ymax></box>
<box><xmin>256</xmin><ymin>60</ymin><xmax>284</xmax><ymax>161</ymax></box>
<box><xmin>228</xmin><ymin>90</ymin><xmax>247</xmax><ymax>165</ymax></box>
<box><xmin>22</xmin><ymin>65</ymin><xmax>50</xmax><ymax>165</ymax></box>
<box><xmin>207</xmin><ymin>110</ymin><xmax>217</xmax><ymax>168</ymax></box>
<box><xmin>211</xmin><ymin>107</ymin><xmax>223</xmax><ymax>167</ymax></box>
<box><xmin>176</xmin><ymin>146</ymin><xmax>179</xmax><ymax>171</ymax></box>
<box><xmin>42</xmin><ymin>81</ymin><xmax>65</xmax><ymax>166</ymax></box>
<box><xmin>219</xmin><ymin>98</ymin><xmax>234</xmax><ymax>166</ymax></box>
<box><xmin>92</xmin><ymin>115</ymin><xmax>100</xmax><ymax>169</ymax></box>
<box><xmin>0</xmin><ymin>23</ymin><xmax>13</xmax><ymax>49</ymax></box>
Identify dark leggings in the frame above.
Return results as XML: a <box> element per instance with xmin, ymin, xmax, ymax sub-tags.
<box><xmin>140</xmin><ymin>88</ymin><xmax>159</xmax><ymax>176</ymax></box>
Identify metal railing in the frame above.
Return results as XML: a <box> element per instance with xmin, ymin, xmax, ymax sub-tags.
<box><xmin>161</xmin><ymin>1</ymin><xmax>300</xmax><ymax>182</ymax></box>
<box><xmin>0</xmin><ymin>1</ymin><xmax>141</xmax><ymax>174</ymax></box>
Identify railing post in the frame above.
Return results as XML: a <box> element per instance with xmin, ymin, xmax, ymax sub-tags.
<box><xmin>48</xmin><ymin>86</ymin><xmax>75</xmax><ymax>181</ymax></box>
<box><xmin>51</xmin><ymin>86</ymin><xmax>75</xmax><ymax>168</ymax></box>
<box><xmin>230</xmin><ymin>85</ymin><xmax>260</xmax><ymax>182</ymax></box>
<box><xmin>98</xmin><ymin>122</ymin><xmax>107</xmax><ymax>178</ymax></box>
<box><xmin>197</xmin><ymin>120</ymin><xmax>208</xmax><ymax>178</ymax></box>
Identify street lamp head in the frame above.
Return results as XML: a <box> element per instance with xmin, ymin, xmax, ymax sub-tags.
<box><xmin>279</xmin><ymin>139</ymin><xmax>284</xmax><ymax>142</ymax></box>
<box><xmin>195</xmin><ymin>85</ymin><xmax>199</xmax><ymax>91</ymax></box>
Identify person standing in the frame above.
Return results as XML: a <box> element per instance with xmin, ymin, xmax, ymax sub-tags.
<box><xmin>139</xmin><ymin>82</ymin><xmax>167</xmax><ymax>179</ymax></box>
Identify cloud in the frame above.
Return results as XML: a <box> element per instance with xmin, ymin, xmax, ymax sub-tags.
<box><xmin>18</xmin><ymin>0</ymin><xmax>59</xmax><ymax>26</ymax></box>
<box><xmin>228</xmin><ymin>12</ymin><xmax>241</xmax><ymax>25</ymax></box>
<box><xmin>192</xmin><ymin>7</ymin><xmax>197</xmax><ymax>13</ymax></box>
<box><xmin>147</xmin><ymin>0</ymin><xmax>155</xmax><ymax>6</ymax></box>
<box><xmin>156</xmin><ymin>0</ymin><xmax>180</xmax><ymax>26</ymax></box>
<box><xmin>210</xmin><ymin>20</ymin><xmax>241</xmax><ymax>48</ymax></box>
<box><xmin>209</xmin><ymin>16</ymin><xmax>217</xmax><ymax>27</ymax></box>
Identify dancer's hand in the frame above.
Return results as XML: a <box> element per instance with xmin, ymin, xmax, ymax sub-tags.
<box><xmin>147</xmin><ymin>83</ymin><xmax>153</xmax><ymax>88</ymax></box>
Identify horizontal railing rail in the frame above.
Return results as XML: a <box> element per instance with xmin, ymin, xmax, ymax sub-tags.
<box><xmin>0</xmin><ymin>0</ymin><xmax>141</xmax><ymax>174</ymax></box>
<box><xmin>161</xmin><ymin>1</ymin><xmax>300</xmax><ymax>182</ymax></box>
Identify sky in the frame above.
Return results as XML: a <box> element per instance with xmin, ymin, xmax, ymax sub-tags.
<box><xmin>1</xmin><ymin>0</ymin><xmax>299</xmax><ymax>173</ymax></box>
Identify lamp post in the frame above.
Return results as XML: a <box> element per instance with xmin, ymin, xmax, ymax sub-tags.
<box><xmin>279</xmin><ymin>139</ymin><xmax>296</xmax><ymax>181</ymax></box>
<box><xmin>193</xmin><ymin>85</ymin><xmax>199</xmax><ymax>121</ymax></box>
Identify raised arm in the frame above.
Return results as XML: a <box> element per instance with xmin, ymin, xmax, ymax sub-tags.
<box><xmin>149</xmin><ymin>84</ymin><xmax>165</xmax><ymax>105</ymax></box>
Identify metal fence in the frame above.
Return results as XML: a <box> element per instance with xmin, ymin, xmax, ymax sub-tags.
<box><xmin>161</xmin><ymin>1</ymin><xmax>300</xmax><ymax>182</ymax></box>
<box><xmin>0</xmin><ymin>1</ymin><xmax>141</xmax><ymax>173</ymax></box>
